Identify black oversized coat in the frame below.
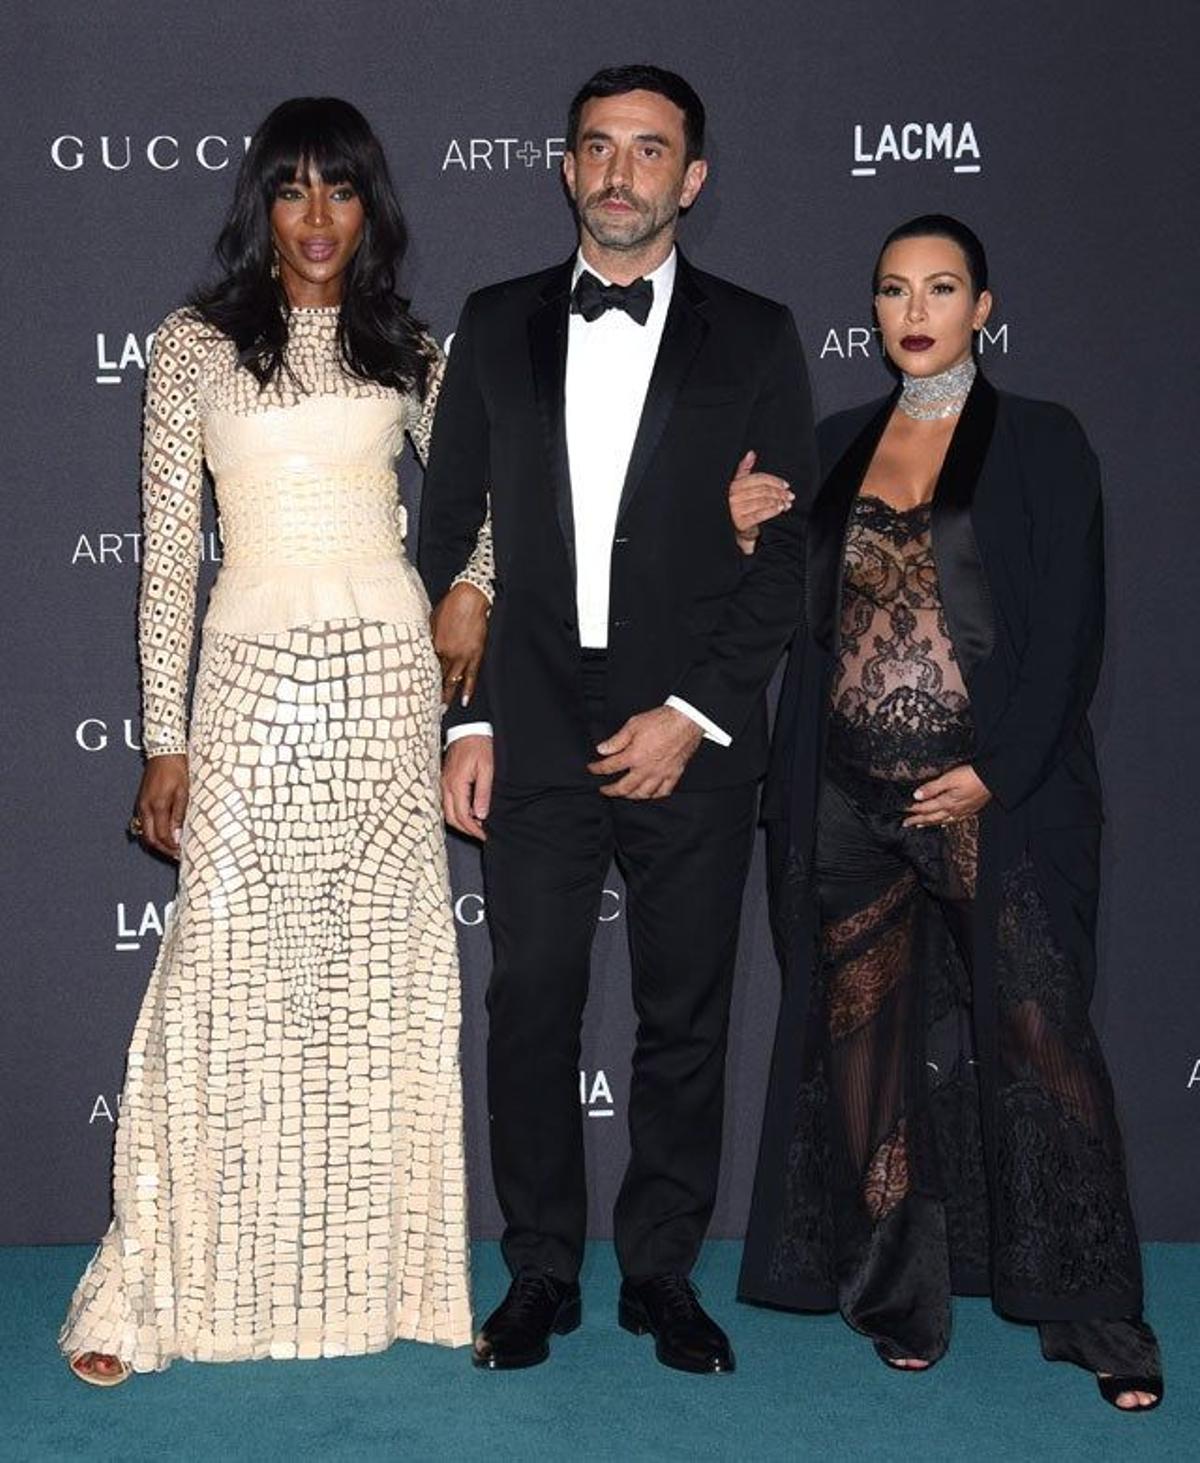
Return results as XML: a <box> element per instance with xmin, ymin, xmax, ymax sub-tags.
<box><xmin>740</xmin><ymin>373</ymin><xmax>1145</xmax><ymax>1323</ymax></box>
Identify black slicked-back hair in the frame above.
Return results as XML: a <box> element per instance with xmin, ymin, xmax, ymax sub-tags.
<box><xmin>566</xmin><ymin>65</ymin><xmax>706</xmax><ymax>164</ymax></box>
<box><xmin>873</xmin><ymin>213</ymin><xmax>990</xmax><ymax>298</ymax></box>
<box><xmin>190</xmin><ymin>96</ymin><xmax>430</xmax><ymax>395</ymax></box>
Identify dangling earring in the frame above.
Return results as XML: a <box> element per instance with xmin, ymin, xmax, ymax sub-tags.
<box><xmin>270</xmin><ymin>251</ymin><xmax>281</xmax><ymax>281</ymax></box>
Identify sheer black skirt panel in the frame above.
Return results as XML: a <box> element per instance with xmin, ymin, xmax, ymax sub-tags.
<box><xmin>790</xmin><ymin>777</ymin><xmax>1159</xmax><ymax>1373</ymax></box>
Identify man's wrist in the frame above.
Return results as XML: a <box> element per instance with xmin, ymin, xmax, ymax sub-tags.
<box><xmin>664</xmin><ymin>696</ymin><xmax>732</xmax><ymax>748</ymax></box>
<box><xmin>446</xmin><ymin>721</ymin><xmax>493</xmax><ymax>747</ymax></box>
<box><xmin>664</xmin><ymin>705</ymin><xmax>704</xmax><ymax>745</ymax></box>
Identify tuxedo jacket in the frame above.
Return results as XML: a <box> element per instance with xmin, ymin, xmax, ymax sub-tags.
<box><xmin>419</xmin><ymin>250</ymin><xmax>817</xmax><ymax>791</ymax></box>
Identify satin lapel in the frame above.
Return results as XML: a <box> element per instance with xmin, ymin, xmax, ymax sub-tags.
<box><xmin>528</xmin><ymin>260</ymin><xmax>576</xmax><ymax>574</ymax></box>
<box><xmin>930</xmin><ymin>373</ymin><xmax>998</xmax><ymax>677</ymax></box>
<box><xmin>806</xmin><ymin>393</ymin><xmax>896</xmax><ymax>652</ymax></box>
<box><xmin>615</xmin><ymin>258</ymin><xmax>708</xmax><ymax>523</ymax></box>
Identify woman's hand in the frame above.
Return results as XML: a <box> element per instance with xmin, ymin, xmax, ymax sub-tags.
<box><xmin>728</xmin><ymin>450</ymin><xmax>793</xmax><ymax>555</ymax></box>
<box><xmin>431</xmin><ymin>581</ymin><xmax>490</xmax><ymax>706</ymax></box>
<box><xmin>904</xmin><ymin>765</ymin><xmax>992</xmax><ymax>828</ymax></box>
<box><xmin>135</xmin><ymin>754</ymin><xmax>188</xmax><ymax>859</ymax></box>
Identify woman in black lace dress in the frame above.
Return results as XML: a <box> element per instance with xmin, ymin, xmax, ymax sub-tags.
<box><xmin>736</xmin><ymin>216</ymin><xmax>1162</xmax><ymax>1411</ymax></box>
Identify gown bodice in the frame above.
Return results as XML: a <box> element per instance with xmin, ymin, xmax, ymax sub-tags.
<box><xmin>138</xmin><ymin>307</ymin><xmax>492</xmax><ymax>757</ymax></box>
<box><xmin>207</xmin><ymin>396</ymin><xmax>409</xmax><ymax>565</ymax></box>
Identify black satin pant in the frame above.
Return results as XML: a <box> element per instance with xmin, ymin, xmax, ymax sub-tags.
<box><xmin>813</xmin><ymin>776</ymin><xmax>1160</xmax><ymax>1375</ymax></box>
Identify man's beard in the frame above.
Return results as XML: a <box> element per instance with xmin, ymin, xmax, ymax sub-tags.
<box><xmin>580</xmin><ymin>188</ymin><xmax>678</xmax><ymax>251</ymax></box>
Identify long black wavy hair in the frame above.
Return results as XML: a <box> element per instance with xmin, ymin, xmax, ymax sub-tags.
<box><xmin>190</xmin><ymin>97</ymin><xmax>430</xmax><ymax>397</ymax></box>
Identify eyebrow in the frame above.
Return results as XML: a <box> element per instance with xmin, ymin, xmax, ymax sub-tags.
<box><xmin>580</xmin><ymin>128</ymin><xmax>674</xmax><ymax>148</ymax></box>
<box><xmin>878</xmin><ymin>270</ymin><xmax>966</xmax><ymax>284</ymax></box>
<box><xmin>282</xmin><ymin>173</ymin><xmax>352</xmax><ymax>187</ymax></box>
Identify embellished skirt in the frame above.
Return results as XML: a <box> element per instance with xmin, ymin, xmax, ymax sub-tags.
<box><xmin>60</xmin><ymin>618</ymin><xmax>472</xmax><ymax>1369</ymax></box>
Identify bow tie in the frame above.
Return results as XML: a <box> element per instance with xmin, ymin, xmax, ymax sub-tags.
<box><xmin>570</xmin><ymin>270</ymin><xmax>654</xmax><ymax>326</ymax></box>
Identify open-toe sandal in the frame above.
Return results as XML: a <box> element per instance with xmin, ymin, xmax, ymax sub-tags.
<box><xmin>69</xmin><ymin>1352</ymin><xmax>132</xmax><ymax>1388</ymax></box>
<box><xmin>1096</xmin><ymin>1374</ymin><xmax>1162</xmax><ymax>1412</ymax></box>
<box><xmin>874</xmin><ymin>1341</ymin><xmax>938</xmax><ymax>1372</ymax></box>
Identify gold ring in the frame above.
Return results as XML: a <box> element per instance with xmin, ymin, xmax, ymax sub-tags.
<box><xmin>450</xmin><ymin>674</ymin><xmax>463</xmax><ymax>683</ymax></box>
<box><xmin>128</xmin><ymin>815</ymin><xmax>144</xmax><ymax>837</ymax></box>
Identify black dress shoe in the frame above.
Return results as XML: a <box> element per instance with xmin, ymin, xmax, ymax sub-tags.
<box><xmin>472</xmin><ymin>1270</ymin><xmax>581</xmax><ymax>1370</ymax></box>
<box><xmin>619</xmin><ymin>1274</ymin><xmax>735</xmax><ymax>1374</ymax></box>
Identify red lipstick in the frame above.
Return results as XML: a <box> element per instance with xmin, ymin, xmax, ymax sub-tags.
<box><xmin>900</xmin><ymin>335</ymin><xmax>935</xmax><ymax>352</ymax></box>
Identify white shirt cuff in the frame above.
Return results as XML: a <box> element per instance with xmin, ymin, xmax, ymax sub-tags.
<box><xmin>665</xmin><ymin>696</ymin><xmax>732</xmax><ymax>747</ymax></box>
<box><xmin>446</xmin><ymin>721</ymin><xmax>493</xmax><ymax>746</ymax></box>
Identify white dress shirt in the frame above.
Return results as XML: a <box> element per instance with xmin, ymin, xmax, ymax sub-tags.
<box><xmin>567</xmin><ymin>249</ymin><xmax>673</xmax><ymax>646</ymax></box>
<box><xmin>448</xmin><ymin>247</ymin><xmax>730</xmax><ymax>748</ymax></box>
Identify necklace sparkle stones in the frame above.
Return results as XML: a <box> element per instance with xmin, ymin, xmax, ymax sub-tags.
<box><xmin>898</xmin><ymin>357</ymin><xmax>976</xmax><ymax>420</ymax></box>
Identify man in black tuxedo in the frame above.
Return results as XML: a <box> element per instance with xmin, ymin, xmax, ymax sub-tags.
<box><xmin>420</xmin><ymin>64</ymin><xmax>816</xmax><ymax>1373</ymax></box>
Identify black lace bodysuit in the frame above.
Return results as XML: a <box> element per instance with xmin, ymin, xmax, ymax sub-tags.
<box><xmin>826</xmin><ymin>496</ymin><xmax>973</xmax><ymax>807</ymax></box>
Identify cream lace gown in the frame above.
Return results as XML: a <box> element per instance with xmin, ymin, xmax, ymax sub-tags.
<box><xmin>60</xmin><ymin>307</ymin><xmax>490</xmax><ymax>1368</ymax></box>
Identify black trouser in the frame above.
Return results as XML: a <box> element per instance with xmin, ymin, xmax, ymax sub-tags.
<box><xmin>481</xmin><ymin>654</ymin><xmax>758</xmax><ymax>1281</ymax></box>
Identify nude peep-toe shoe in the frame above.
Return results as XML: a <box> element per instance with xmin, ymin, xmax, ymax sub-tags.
<box><xmin>69</xmin><ymin>1352</ymin><xmax>132</xmax><ymax>1388</ymax></box>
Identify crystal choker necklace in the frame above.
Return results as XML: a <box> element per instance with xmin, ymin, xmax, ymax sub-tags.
<box><xmin>898</xmin><ymin>357</ymin><xmax>976</xmax><ymax>420</ymax></box>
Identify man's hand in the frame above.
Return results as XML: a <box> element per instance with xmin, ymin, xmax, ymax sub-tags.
<box><xmin>903</xmin><ymin>764</ymin><xmax>992</xmax><ymax>828</ymax></box>
<box><xmin>728</xmin><ymin>449</ymin><xmax>793</xmax><ymax>555</ymax></box>
<box><xmin>587</xmin><ymin>707</ymin><xmax>704</xmax><ymax>800</ymax></box>
<box><xmin>431</xmin><ymin>581</ymin><xmax>490</xmax><ymax>706</ymax></box>
<box><xmin>442</xmin><ymin>734</ymin><xmax>494</xmax><ymax>840</ymax></box>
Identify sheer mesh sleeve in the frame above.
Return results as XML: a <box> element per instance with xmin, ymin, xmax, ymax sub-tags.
<box><xmin>409</xmin><ymin>341</ymin><xmax>494</xmax><ymax>605</ymax></box>
<box><xmin>408</xmin><ymin>345</ymin><xmax>444</xmax><ymax>468</ymax></box>
<box><xmin>451</xmin><ymin>509</ymin><xmax>494</xmax><ymax>603</ymax></box>
<box><xmin>138</xmin><ymin>310</ymin><xmax>207</xmax><ymax>758</ymax></box>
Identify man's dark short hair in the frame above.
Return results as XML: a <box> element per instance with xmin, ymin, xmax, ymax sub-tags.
<box><xmin>566</xmin><ymin>65</ymin><xmax>706</xmax><ymax>164</ymax></box>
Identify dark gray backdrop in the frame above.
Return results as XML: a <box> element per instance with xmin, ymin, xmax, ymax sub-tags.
<box><xmin>3</xmin><ymin>0</ymin><xmax>1197</xmax><ymax>1246</ymax></box>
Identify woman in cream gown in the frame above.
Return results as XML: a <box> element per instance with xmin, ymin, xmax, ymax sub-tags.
<box><xmin>61</xmin><ymin>98</ymin><xmax>491</xmax><ymax>1380</ymax></box>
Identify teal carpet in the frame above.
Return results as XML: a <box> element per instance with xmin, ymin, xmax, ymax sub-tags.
<box><xmin>3</xmin><ymin>1242</ymin><xmax>1193</xmax><ymax>1460</ymax></box>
